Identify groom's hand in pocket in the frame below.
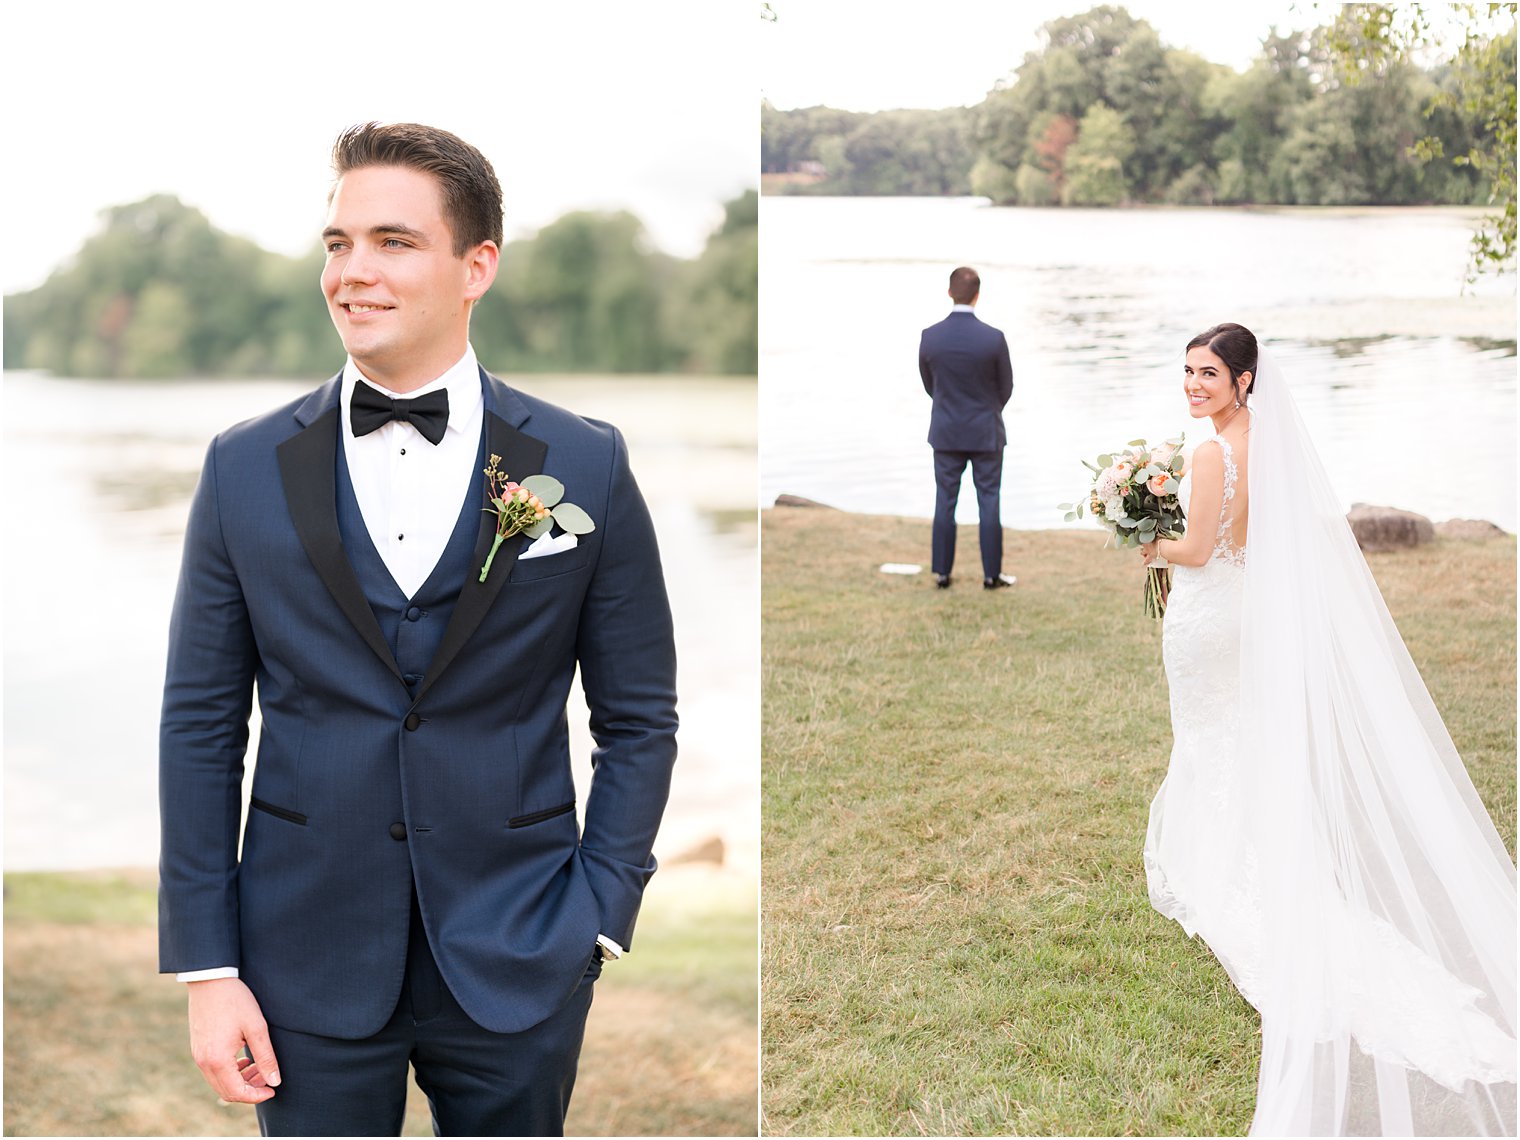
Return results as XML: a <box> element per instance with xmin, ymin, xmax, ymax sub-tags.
<box><xmin>187</xmin><ymin>977</ymin><xmax>281</xmax><ymax>1103</ymax></box>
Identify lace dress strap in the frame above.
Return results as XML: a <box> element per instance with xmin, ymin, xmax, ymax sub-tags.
<box><xmin>1212</xmin><ymin>438</ymin><xmax>1245</xmax><ymax>566</ymax></box>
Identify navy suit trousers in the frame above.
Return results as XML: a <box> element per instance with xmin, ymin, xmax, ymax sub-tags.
<box><xmin>254</xmin><ymin>893</ymin><xmax>598</xmax><ymax>1137</ymax></box>
<box><xmin>932</xmin><ymin>449</ymin><xmax>1004</xmax><ymax>581</ymax></box>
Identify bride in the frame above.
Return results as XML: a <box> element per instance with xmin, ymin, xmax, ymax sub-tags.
<box><xmin>1138</xmin><ymin>323</ymin><xmax>1516</xmax><ymax>1136</ymax></box>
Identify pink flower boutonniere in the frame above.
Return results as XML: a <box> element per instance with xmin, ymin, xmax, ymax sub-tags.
<box><xmin>477</xmin><ymin>453</ymin><xmax>596</xmax><ymax>582</ymax></box>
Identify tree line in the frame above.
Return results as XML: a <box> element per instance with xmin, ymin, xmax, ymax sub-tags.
<box><xmin>2</xmin><ymin>190</ymin><xmax>757</xmax><ymax>380</ymax></box>
<box><xmin>762</xmin><ymin>5</ymin><xmax>1514</xmax><ymax>217</ymax></box>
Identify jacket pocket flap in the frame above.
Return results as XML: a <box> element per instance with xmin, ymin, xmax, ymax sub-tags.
<box><xmin>507</xmin><ymin>800</ymin><xmax>576</xmax><ymax>829</ymax></box>
<box><xmin>250</xmin><ymin>797</ymin><xmax>308</xmax><ymax>826</ymax></box>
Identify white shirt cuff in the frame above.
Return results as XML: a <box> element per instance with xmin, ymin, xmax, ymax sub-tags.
<box><xmin>595</xmin><ymin>934</ymin><xmax>625</xmax><ymax>960</ymax></box>
<box><xmin>177</xmin><ymin>967</ymin><xmax>240</xmax><ymax>983</ymax></box>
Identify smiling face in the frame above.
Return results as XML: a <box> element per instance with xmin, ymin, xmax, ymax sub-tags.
<box><xmin>1183</xmin><ymin>344</ymin><xmax>1249</xmax><ymax>421</ymax></box>
<box><xmin>321</xmin><ymin>164</ymin><xmax>497</xmax><ymax>393</ymax></box>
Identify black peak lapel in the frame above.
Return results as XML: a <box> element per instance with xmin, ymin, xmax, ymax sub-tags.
<box><xmin>276</xmin><ymin>407</ymin><xmax>404</xmax><ymax>684</ymax></box>
<box><xmin>414</xmin><ymin>410</ymin><xmax>548</xmax><ymax>706</ymax></box>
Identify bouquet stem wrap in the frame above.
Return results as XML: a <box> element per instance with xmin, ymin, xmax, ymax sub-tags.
<box><xmin>1063</xmin><ymin>439</ymin><xmax>1186</xmax><ymax>621</ymax></box>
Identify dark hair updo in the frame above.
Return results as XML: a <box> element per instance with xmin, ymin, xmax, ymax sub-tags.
<box><xmin>1186</xmin><ymin>322</ymin><xmax>1258</xmax><ymax>401</ymax></box>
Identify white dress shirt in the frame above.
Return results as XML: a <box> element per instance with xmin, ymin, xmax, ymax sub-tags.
<box><xmin>178</xmin><ymin>347</ymin><xmax>624</xmax><ymax>981</ymax></box>
<box><xmin>340</xmin><ymin>347</ymin><xmax>485</xmax><ymax>599</ymax></box>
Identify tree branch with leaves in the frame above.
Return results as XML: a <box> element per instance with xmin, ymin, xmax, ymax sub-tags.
<box><xmin>1324</xmin><ymin>2</ymin><xmax>1516</xmax><ymax>280</ymax></box>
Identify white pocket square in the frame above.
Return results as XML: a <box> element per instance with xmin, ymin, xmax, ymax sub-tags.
<box><xmin>519</xmin><ymin>531</ymin><xmax>579</xmax><ymax>561</ymax></box>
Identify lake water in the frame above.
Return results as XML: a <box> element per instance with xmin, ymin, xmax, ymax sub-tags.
<box><xmin>3</xmin><ymin>372</ymin><xmax>758</xmax><ymax>874</ymax></box>
<box><xmin>760</xmin><ymin>197</ymin><xmax>1516</xmax><ymax>532</ymax></box>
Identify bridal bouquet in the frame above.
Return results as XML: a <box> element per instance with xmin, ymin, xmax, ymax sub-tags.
<box><xmin>1060</xmin><ymin>436</ymin><xmax>1185</xmax><ymax>618</ymax></box>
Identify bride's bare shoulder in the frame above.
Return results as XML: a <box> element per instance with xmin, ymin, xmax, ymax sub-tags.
<box><xmin>1181</xmin><ymin>439</ymin><xmax>1225</xmax><ymax>478</ymax></box>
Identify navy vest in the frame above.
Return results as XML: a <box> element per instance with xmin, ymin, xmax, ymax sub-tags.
<box><xmin>334</xmin><ymin>429</ymin><xmax>487</xmax><ymax>695</ymax></box>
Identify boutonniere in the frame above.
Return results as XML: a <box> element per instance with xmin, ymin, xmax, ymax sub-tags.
<box><xmin>478</xmin><ymin>454</ymin><xmax>596</xmax><ymax>582</ymax></box>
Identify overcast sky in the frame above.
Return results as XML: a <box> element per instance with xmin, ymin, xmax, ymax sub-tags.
<box><xmin>2</xmin><ymin>1</ymin><xmax>756</xmax><ymax>295</ymax></box>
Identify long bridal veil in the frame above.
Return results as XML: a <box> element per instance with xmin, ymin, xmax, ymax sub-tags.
<box><xmin>1239</xmin><ymin>350</ymin><xmax>1517</xmax><ymax>1134</ymax></box>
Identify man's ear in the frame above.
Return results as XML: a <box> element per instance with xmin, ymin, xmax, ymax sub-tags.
<box><xmin>463</xmin><ymin>241</ymin><xmax>500</xmax><ymax>302</ymax></box>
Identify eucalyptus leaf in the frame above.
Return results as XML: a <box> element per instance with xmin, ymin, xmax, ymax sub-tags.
<box><xmin>550</xmin><ymin>501</ymin><xmax>596</xmax><ymax>535</ymax></box>
<box><xmin>1057</xmin><ymin>502</ymin><xmax>1073</xmax><ymax>511</ymax></box>
<box><xmin>1097</xmin><ymin>454</ymin><xmax>1113</xmax><ymax>468</ymax></box>
<box><xmin>1128</xmin><ymin>438</ymin><xmax>1147</xmax><ymax>447</ymax></box>
<box><xmin>520</xmin><ymin>474</ymin><xmax>565</xmax><ymax>508</ymax></box>
<box><xmin>1063</xmin><ymin>511</ymin><xmax>1076</xmax><ymax>522</ymax></box>
<box><xmin>523</xmin><ymin>516</ymin><xmax>554</xmax><ymax>539</ymax></box>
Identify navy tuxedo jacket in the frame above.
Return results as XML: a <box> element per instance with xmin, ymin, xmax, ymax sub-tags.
<box><xmin>918</xmin><ymin>311</ymin><xmax>1014</xmax><ymax>453</ymax></box>
<box><xmin>158</xmin><ymin>368</ymin><xmax>676</xmax><ymax>1039</ymax></box>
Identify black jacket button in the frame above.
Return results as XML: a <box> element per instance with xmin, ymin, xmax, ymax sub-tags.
<box><xmin>404</xmin><ymin>712</ymin><xmax>421</xmax><ymax>731</ymax></box>
<box><xmin>389</xmin><ymin>823</ymin><xmax>407</xmax><ymax>841</ymax></box>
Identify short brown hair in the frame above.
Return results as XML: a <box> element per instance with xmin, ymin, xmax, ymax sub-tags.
<box><xmin>949</xmin><ymin>266</ymin><xmax>980</xmax><ymax>304</ymax></box>
<box><xmin>331</xmin><ymin>122</ymin><xmax>504</xmax><ymax>257</ymax></box>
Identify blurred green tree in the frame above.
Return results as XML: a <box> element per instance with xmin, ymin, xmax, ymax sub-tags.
<box><xmin>1063</xmin><ymin>104</ymin><xmax>1136</xmax><ymax>205</ymax></box>
<box><xmin>1321</xmin><ymin>2</ymin><xmax>1516</xmax><ymax>275</ymax></box>
<box><xmin>666</xmin><ymin>190</ymin><xmax>759</xmax><ymax>375</ymax></box>
<box><xmin>762</xmin><ymin>103</ymin><xmax>973</xmax><ymax>195</ymax></box>
<box><xmin>4</xmin><ymin>189</ymin><xmax>757</xmax><ymax>379</ymax></box>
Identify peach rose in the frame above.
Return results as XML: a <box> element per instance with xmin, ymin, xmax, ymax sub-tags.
<box><xmin>1147</xmin><ymin>473</ymin><xmax>1170</xmax><ymax>495</ymax></box>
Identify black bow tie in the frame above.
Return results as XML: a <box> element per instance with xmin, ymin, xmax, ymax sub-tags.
<box><xmin>350</xmin><ymin>383</ymin><xmax>450</xmax><ymax>446</ymax></box>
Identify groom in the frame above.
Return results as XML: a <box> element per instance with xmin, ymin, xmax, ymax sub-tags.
<box><xmin>919</xmin><ymin>266</ymin><xmax>1015</xmax><ymax>589</ymax></box>
<box><xmin>158</xmin><ymin>122</ymin><xmax>677</xmax><ymax>1136</ymax></box>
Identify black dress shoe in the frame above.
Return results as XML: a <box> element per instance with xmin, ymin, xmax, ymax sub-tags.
<box><xmin>934</xmin><ymin>574</ymin><xmax>951</xmax><ymax>589</ymax></box>
<box><xmin>984</xmin><ymin>573</ymin><xmax>1017</xmax><ymax>590</ymax></box>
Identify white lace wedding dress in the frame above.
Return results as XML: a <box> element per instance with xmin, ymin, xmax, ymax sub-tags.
<box><xmin>1143</xmin><ymin>437</ymin><xmax>1264</xmax><ymax>1005</ymax></box>
<box><xmin>1141</xmin><ymin>388</ymin><xmax>1517</xmax><ymax>1135</ymax></box>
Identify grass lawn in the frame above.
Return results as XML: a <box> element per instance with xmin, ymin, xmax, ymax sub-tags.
<box><xmin>4</xmin><ymin>865</ymin><xmax>756</xmax><ymax>1137</ymax></box>
<box><xmin>760</xmin><ymin>508</ymin><xmax>1515</xmax><ymax>1137</ymax></box>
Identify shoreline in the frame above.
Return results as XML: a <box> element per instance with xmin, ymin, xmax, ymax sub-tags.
<box><xmin>764</xmin><ymin>497</ymin><xmax>1516</xmax><ymax>536</ymax></box>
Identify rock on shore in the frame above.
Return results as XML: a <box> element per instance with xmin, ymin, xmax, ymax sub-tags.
<box><xmin>1348</xmin><ymin>504</ymin><xmax>1437</xmax><ymax>551</ymax></box>
<box><xmin>1435</xmin><ymin>518</ymin><xmax>1509</xmax><ymax>541</ymax></box>
<box><xmin>1348</xmin><ymin>505</ymin><xmax>1511</xmax><ymax>551</ymax></box>
<box><xmin>774</xmin><ymin>494</ymin><xmax>837</xmax><ymax>509</ymax></box>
